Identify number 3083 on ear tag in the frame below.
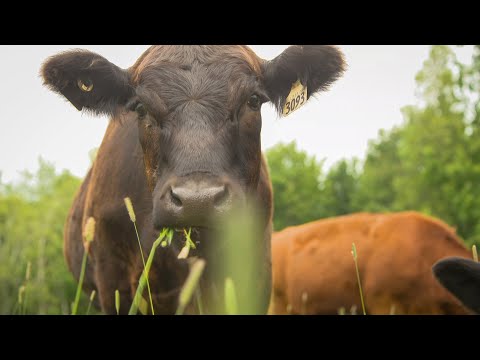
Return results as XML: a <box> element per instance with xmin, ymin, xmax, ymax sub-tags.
<box><xmin>282</xmin><ymin>80</ymin><xmax>308</xmax><ymax>117</ymax></box>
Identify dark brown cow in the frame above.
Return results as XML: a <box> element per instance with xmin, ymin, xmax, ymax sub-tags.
<box><xmin>41</xmin><ymin>45</ymin><xmax>345</xmax><ymax>314</ymax></box>
<box><xmin>269</xmin><ymin>212</ymin><xmax>473</xmax><ymax>315</ymax></box>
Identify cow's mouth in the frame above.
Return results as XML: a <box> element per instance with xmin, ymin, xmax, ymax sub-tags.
<box><xmin>164</xmin><ymin>226</ymin><xmax>211</xmax><ymax>259</ymax></box>
<box><xmin>156</xmin><ymin>208</ymin><xmax>246</xmax><ymax>259</ymax></box>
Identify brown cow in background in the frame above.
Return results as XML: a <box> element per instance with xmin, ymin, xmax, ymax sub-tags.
<box><xmin>269</xmin><ymin>211</ymin><xmax>473</xmax><ymax>315</ymax></box>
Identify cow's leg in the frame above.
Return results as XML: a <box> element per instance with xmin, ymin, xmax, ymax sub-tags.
<box><xmin>86</xmin><ymin>214</ymin><xmax>136</xmax><ymax>315</ymax></box>
<box><xmin>268</xmin><ymin>291</ymin><xmax>289</xmax><ymax>315</ymax></box>
<box><xmin>93</xmin><ymin>255</ymin><xmax>133</xmax><ymax>315</ymax></box>
<box><xmin>128</xmin><ymin>246</ymin><xmax>188</xmax><ymax>315</ymax></box>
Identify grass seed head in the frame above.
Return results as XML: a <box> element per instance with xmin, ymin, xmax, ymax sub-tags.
<box><xmin>115</xmin><ymin>290</ymin><xmax>120</xmax><ymax>315</ymax></box>
<box><xmin>124</xmin><ymin>197</ymin><xmax>136</xmax><ymax>223</ymax></box>
<box><xmin>286</xmin><ymin>304</ymin><xmax>293</xmax><ymax>314</ymax></box>
<box><xmin>25</xmin><ymin>261</ymin><xmax>31</xmax><ymax>282</ymax></box>
<box><xmin>351</xmin><ymin>243</ymin><xmax>357</xmax><ymax>260</ymax></box>
<box><xmin>83</xmin><ymin>217</ymin><xmax>96</xmax><ymax>244</ymax></box>
<box><xmin>18</xmin><ymin>285</ymin><xmax>26</xmax><ymax>305</ymax></box>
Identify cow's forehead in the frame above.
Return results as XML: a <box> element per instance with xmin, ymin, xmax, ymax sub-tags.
<box><xmin>132</xmin><ymin>46</ymin><xmax>265</xmax><ymax>113</ymax></box>
<box><xmin>129</xmin><ymin>45</ymin><xmax>263</xmax><ymax>84</ymax></box>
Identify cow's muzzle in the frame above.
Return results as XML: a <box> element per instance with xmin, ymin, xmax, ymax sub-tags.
<box><xmin>153</xmin><ymin>174</ymin><xmax>241</xmax><ymax>230</ymax></box>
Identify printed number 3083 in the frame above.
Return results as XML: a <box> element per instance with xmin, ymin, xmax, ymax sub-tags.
<box><xmin>284</xmin><ymin>92</ymin><xmax>306</xmax><ymax>115</ymax></box>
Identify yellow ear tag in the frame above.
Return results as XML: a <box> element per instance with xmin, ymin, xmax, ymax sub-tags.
<box><xmin>282</xmin><ymin>80</ymin><xmax>308</xmax><ymax>117</ymax></box>
<box><xmin>77</xmin><ymin>79</ymin><xmax>94</xmax><ymax>92</ymax></box>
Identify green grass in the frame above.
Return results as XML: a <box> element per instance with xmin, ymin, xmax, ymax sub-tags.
<box><xmin>129</xmin><ymin>228</ymin><xmax>169</xmax><ymax>315</ymax></box>
<box><xmin>13</xmin><ymin>262</ymin><xmax>31</xmax><ymax>315</ymax></box>
<box><xmin>115</xmin><ymin>290</ymin><xmax>120</xmax><ymax>315</ymax></box>
<box><xmin>7</xmin><ymin>198</ymin><xmax>264</xmax><ymax>316</ymax></box>
<box><xmin>124</xmin><ymin>197</ymin><xmax>155</xmax><ymax>315</ymax></box>
<box><xmin>8</xmin><ymin>200</ymin><xmax>375</xmax><ymax>316</ymax></box>
<box><xmin>175</xmin><ymin>259</ymin><xmax>206</xmax><ymax>315</ymax></box>
<box><xmin>86</xmin><ymin>290</ymin><xmax>96</xmax><ymax>315</ymax></box>
<box><xmin>71</xmin><ymin>249</ymin><xmax>88</xmax><ymax>315</ymax></box>
<box><xmin>66</xmin><ymin>205</ymin><xmax>205</xmax><ymax>315</ymax></box>
<box><xmin>71</xmin><ymin>217</ymin><xmax>95</xmax><ymax>315</ymax></box>
<box><xmin>195</xmin><ymin>288</ymin><xmax>204</xmax><ymax>315</ymax></box>
<box><xmin>351</xmin><ymin>243</ymin><xmax>366</xmax><ymax>315</ymax></box>
<box><xmin>224</xmin><ymin>277</ymin><xmax>238</xmax><ymax>315</ymax></box>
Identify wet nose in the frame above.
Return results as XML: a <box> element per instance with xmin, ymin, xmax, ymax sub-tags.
<box><xmin>170</xmin><ymin>184</ymin><xmax>230</xmax><ymax>211</ymax></box>
<box><xmin>154</xmin><ymin>178</ymin><xmax>233</xmax><ymax>229</ymax></box>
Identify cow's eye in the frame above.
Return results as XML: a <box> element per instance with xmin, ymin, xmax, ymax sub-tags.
<box><xmin>247</xmin><ymin>94</ymin><xmax>261</xmax><ymax>110</ymax></box>
<box><xmin>135</xmin><ymin>103</ymin><xmax>147</xmax><ymax>118</ymax></box>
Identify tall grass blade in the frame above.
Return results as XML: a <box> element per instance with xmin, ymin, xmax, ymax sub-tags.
<box><xmin>20</xmin><ymin>261</ymin><xmax>31</xmax><ymax>315</ymax></box>
<box><xmin>175</xmin><ymin>259</ymin><xmax>206</xmax><ymax>315</ymax></box>
<box><xmin>72</xmin><ymin>251</ymin><xmax>88</xmax><ymax>315</ymax></box>
<box><xmin>225</xmin><ymin>277</ymin><xmax>238</xmax><ymax>315</ymax></box>
<box><xmin>184</xmin><ymin>228</ymin><xmax>195</xmax><ymax>249</ymax></box>
<box><xmin>389</xmin><ymin>304</ymin><xmax>396</xmax><ymax>315</ymax></box>
<box><xmin>215</xmin><ymin>203</ymin><xmax>264</xmax><ymax>314</ymax></box>
<box><xmin>351</xmin><ymin>242</ymin><xmax>366</xmax><ymax>315</ymax></box>
<box><xmin>86</xmin><ymin>290</ymin><xmax>96</xmax><ymax>315</ymax></box>
<box><xmin>195</xmin><ymin>288</ymin><xmax>204</xmax><ymax>315</ymax></box>
<box><xmin>18</xmin><ymin>285</ymin><xmax>26</xmax><ymax>315</ymax></box>
<box><xmin>128</xmin><ymin>229</ymin><xmax>169</xmax><ymax>315</ymax></box>
<box><xmin>286</xmin><ymin>304</ymin><xmax>293</xmax><ymax>315</ymax></box>
<box><xmin>72</xmin><ymin>217</ymin><xmax>95</xmax><ymax>315</ymax></box>
<box><xmin>115</xmin><ymin>290</ymin><xmax>120</xmax><ymax>315</ymax></box>
<box><xmin>177</xmin><ymin>244</ymin><xmax>190</xmax><ymax>259</ymax></box>
<box><xmin>301</xmin><ymin>292</ymin><xmax>308</xmax><ymax>315</ymax></box>
<box><xmin>124</xmin><ymin>197</ymin><xmax>155</xmax><ymax>315</ymax></box>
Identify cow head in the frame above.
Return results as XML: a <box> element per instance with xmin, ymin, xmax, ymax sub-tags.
<box><xmin>433</xmin><ymin>257</ymin><xmax>480</xmax><ymax>314</ymax></box>
<box><xmin>41</xmin><ymin>45</ymin><xmax>345</xmax><ymax>231</ymax></box>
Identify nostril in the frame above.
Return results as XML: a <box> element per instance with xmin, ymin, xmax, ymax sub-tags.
<box><xmin>213</xmin><ymin>186</ymin><xmax>229</xmax><ymax>207</ymax></box>
<box><xmin>170</xmin><ymin>187</ymin><xmax>183</xmax><ymax>207</ymax></box>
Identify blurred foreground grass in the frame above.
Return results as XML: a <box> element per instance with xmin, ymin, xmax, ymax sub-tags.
<box><xmin>0</xmin><ymin>157</ymin><xmax>265</xmax><ymax>314</ymax></box>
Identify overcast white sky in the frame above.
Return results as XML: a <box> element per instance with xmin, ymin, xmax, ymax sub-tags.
<box><xmin>0</xmin><ymin>45</ymin><xmax>474</xmax><ymax>183</ymax></box>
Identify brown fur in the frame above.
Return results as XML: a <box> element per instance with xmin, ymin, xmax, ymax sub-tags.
<box><xmin>269</xmin><ymin>211</ymin><xmax>473</xmax><ymax>315</ymax></box>
<box><xmin>130</xmin><ymin>45</ymin><xmax>264</xmax><ymax>83</ymax></box>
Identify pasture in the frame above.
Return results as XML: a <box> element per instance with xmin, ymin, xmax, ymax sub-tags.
<box><xmin>1</xmin><ymin>45</ymin><xmax>479</xmax><ymax>315</ymax></box>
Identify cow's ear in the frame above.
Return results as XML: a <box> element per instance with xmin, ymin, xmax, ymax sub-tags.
<box><xmin>433</xmin><ymin>257</ymin><xmax>480</xmax><ymax>314</ymax></box>
<box><xmin>41</xmin><ymin>49</ymin><xmax>133</xmax><ymax>116</ymax></box>
<box><xmin>262</xmin><ymin>45</ymin><xmax>346</xmax><ymax>114</ymax></box>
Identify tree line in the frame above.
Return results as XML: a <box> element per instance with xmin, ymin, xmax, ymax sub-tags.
<box><xmin>268</xmin><ymin>45</ymin><xmax>480</xmax><ymax>248</ymax></box>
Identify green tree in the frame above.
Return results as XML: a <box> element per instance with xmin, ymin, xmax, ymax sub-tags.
<box><xmin>458</xmin><ymin>45</ymin><xmax>480</xmax><ymax>244</ymax></box>
<box><xmin>266</xmin><ymin>141</ymin><xmax>325</xmax><ymax>230</ymax></box>
<box><xmin>352</xmin><ymin>45</ymin><xmax>480</xmax><ymax>246</ymax></box>
<box><xmin>0</xmin><ymin>158</ymin><xmax>83</xmax><ymax>314</ymax></box>
<box><xmin>321</xmin><ymin>158</ymin><xmax>360</xmax><ymax>216</ymax></box>
<box><xmin>353</xmin><ymin>127</ymin><xmax>403</xmax><ymax>212</ymax></box>
<box><xmin>393</xmin><ymin>46</ymin><xmax>480</xmax><ymax>244</ymax></box>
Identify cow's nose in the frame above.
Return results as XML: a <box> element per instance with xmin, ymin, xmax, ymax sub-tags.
<box><xmin>170</xmin><ymin>184</ymin><xmax>230</xmax><ymax>211</ymax></box>
<box><xmin>154</xmin><ymin>178</ymin><xmax>234</xmax><ymax>229</ymax></box>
